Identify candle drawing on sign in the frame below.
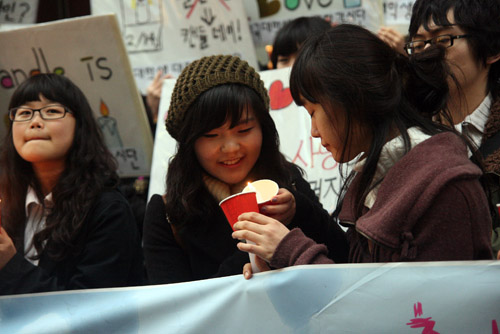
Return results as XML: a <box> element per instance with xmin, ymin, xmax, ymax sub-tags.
<box><xmin>97</xmin><ymin>99</ymin><xmax>123</xmax><ymax>149</ymax></box>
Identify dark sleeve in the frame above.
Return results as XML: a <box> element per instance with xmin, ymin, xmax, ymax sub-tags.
<box><xmin>143</xmin><ymin>195</ymin><xmax>193</xmax><ymax>284</ymax></box>
<box><xmin>0</xmin><ymin>253</ymin><xmax>48</xmax><ymax>295</ymax></box>
<box><xmin>410</xmin><ymin>178</ymin><xmax>493</xmax><ymax>261</ymax></box>
<box><xmin>492</xmin><ymin>228</ymin><xmax>500</xmax><ymax>254</ymax></box>
<box><xmin>270</xmin><ymin>228</ymin><xmax>334</xmax><ymax>268</ymax></box>
<box><xmin>211</xmin><ymin>249</ymin><xmax>252</xmax><ymax>278</ymax></box>
<box><xmin>0</xmin><ymin>192</ymin><xmax>145</xmax><ymax>295</ymax></box>
<box><xmin>481</xmin><ymin>172</ymin><xmax>500</xmax><ymax>253</ymax></box>
<box><xmin>288</xmin><ymin>170</ymin><xmax>349</xmax><ymax>263</ymax></box>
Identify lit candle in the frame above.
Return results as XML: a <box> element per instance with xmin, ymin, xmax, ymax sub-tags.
<box><xmin>245</xmin><ymin>181</ymin><xmax>257</xmax><ymax>192</ymax></box>
<box><xmin>243</xmin><ymin>179</ymin><xmax>278</xmax><ymax>205</ymax></box>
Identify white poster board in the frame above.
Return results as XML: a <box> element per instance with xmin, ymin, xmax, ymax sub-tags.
<box><xmin>244</xmin><ymin>0</ymin><xmax>385</xmax><ymax>68</ymax></box>
<box><xmin>149</xmin><ymin>68</ymin><xmax>346</xmax><ymax>213</ymax></box>
<box><xmin>383</xmin><ymin>0</ymin><xmax>413</xmax><ymax>35</ymax></box>
<box><xmin>0</xmin><ymin>14</ymin><xmax>153</xmax><ymax>177</ymax></box>
<box><xmin>0</xmin><ymin>0</ymin><xmax>38</xmax><ymax>24</ymax></box>
<box><xmin>91</xmin><ymin>0</ymin><xmax>259</xmax><ymax>94</ymax></box>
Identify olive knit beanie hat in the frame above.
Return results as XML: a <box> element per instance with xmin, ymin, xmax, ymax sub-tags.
<box><xmin>165</xmin><ymin>55</ymin><xmax>270</xmax><ymax>140</ymax></box>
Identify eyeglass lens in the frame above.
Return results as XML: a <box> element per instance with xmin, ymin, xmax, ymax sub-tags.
<box><xmin>10</xmin><ymin>105</ymin><xmax>67</xmax><ymax>121</ymax></box>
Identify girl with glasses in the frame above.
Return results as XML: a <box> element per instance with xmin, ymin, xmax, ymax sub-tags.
<box><xmin>0</xmin><ymin>74</ymin><xmax>145</xmax><ymax>295</ymax></box>
<box><xmin>232</xmin><ymin>25</ymin><xmax>493</xmax><ymax>278</ymax></box>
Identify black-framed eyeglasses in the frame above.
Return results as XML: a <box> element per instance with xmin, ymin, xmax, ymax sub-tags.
<box><xmin>404</xmin><ymin>34</ymin><xmax>470</xmax><ymax>55</ymax></box>
<box><xmin>9</xmin><ymin>104</ymin><xmax>72</xmax><ymax>122</ymax></box>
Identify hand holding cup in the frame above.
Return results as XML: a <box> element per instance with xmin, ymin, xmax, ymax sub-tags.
<box><xmin>219</xmin><ymin>191</ymin><xmax>261</xmax><ymax>273</ymax></box>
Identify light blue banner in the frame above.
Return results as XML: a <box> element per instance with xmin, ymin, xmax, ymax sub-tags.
<box><xmin>1</xmin><ymin>261</ymin><xmax>499</xmax><ymax>333</ymax></box>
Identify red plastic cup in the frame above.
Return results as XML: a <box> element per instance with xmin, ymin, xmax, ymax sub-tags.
<box><xmin>497</xmin><ymin>204</ymin><xmax>500</xmax><ymax>216</ymax></box>
<box><xmin>219</xmin><ymin>191</ymin><xmax>259</xmax><ymax>231</ymax></box>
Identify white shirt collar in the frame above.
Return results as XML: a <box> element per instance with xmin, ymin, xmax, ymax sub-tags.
<box><xmin>453</xmin><ymin>94</ymin><xmax>491</xmax><ymax>152</ymax></box>
<box><xmin>462</xmin><ymin>94</ymin><xmax>491</xmax><ymax>134</ymax></box>
<box><xmin>24</xmin><ymin>187</ymin><xmax>53</xmax><ymax>265</ymax></box>
<box><xmin>25</xmin><ymin>186</ymin><xmax>53</xmax><ymax>215</ymax></box>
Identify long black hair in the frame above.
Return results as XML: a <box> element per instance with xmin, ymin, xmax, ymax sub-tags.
<box><xmin>0</xmin><ymin>74</ymin><xmax>118</xmax><ymax>260</ymax></box>
<box><xmin>290</xmin><ymin>24</ymin><xmax>454</xmax><ymax>218</ymax></box>
<box><xmin>164</xmin><ymin>84</ymin><xmax>298</xmax><ymax>231</ymax></box>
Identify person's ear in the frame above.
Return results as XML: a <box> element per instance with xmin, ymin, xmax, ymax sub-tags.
<box><xmin>486</xmin><ymin>52</ymin><xmax>500</xmax><ymax>65</ymax></box>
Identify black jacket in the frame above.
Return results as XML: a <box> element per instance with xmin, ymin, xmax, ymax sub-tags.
<box><xmin>0</xmin><ymin>190</ymin><xmax>145</xmax><ymax>295</ymax></box>
<box><xmin>143</xmin><ymin>168</ymin><xmax>348</xmax><ymax>284</ymax></box>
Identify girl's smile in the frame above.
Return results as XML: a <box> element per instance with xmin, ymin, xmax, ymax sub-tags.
<box><xmin>220</xmin><ymin>156</ymin><xmax>244</xmax><ymax>166</ymax></box>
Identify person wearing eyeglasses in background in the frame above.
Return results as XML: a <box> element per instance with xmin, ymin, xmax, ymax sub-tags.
<box><xmin>406</xmin><ymin>0</ymin><xmax>500</xmax><ymax>259</ymax></box>
<box><xmin>0</xmin><ymin>74</ymin><xmax>145</xmax><ymax>295</ymax></box>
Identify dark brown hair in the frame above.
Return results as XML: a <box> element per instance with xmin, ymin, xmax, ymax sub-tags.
<box><xmin>290</xmin><ymin>24</ymin><xmax>453</xmax><ymax>217</ymax></box>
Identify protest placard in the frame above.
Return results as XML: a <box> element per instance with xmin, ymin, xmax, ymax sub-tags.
<box><xmin>383</xmin><ymin>0</ymin><xmax>413</xmax><ymax>35</ymax></box>
<box><xmin>244</xmin><ymin>0</ymin><xmax>385</xmax><ymax>68</ymax></box>
<box><xmin>91</xmin><ymin>0</ymin><xmax>259</xmax><ymax>93</ymax></box>
<box><xmin>0</xmin><ymin>14</ymin><xmax>153</xmax><ymax>177</ymax></box>
<box><xmin>0</xmin><ymin>0</ymin><xmax>38</xmax><ymax>24</ymax></box>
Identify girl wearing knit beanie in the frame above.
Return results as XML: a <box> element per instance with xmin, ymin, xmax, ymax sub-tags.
<box><xmin>143</xmin><ymin>55</ymin><xmax>348</xmax><ymax>284</ymax></box>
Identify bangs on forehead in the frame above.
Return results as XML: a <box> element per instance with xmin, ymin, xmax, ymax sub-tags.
<box><xmin>9</xmin><ymin>77</ymin><xmax>67</xmax><ymax>109</ymax></box>
<box><xmin>290</xmin><ymin>39</ymin><xmax>323</xmax><ymax>106</ymax></box>
<box><xmin>273</xmin><ymin>27</ymin><xmax>299</xmax><ymax>57</ymax></box>
<box><xmin>410</xmin><ymin>2</ymin><xmax>455</xmax><ymax>36</ymax></box>
<box><xmin>423</xmin><ymin>12</ymin><xmax>453</xmax><ymax>31</ymax></box>
<box><xmin>195</xmin><ymin>84</ymin><xmax>258</xmax><ymax>133</ymax></box>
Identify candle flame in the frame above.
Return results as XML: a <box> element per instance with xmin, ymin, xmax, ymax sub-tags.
<box><xmin>100</xmin><ymin>99</ymin><xmax>109</xmax><ymax>117</ymax></box>
<box><xmin>244</xmin><ymin>181</ymin><xmax>257</xmax><ymax>193</ymax></box>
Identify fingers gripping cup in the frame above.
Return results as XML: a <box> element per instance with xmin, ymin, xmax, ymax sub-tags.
<box><xmin>243</xmin><ymin>179</ymin><xmax>279</xmax><ymax>210</ymax></box>
<box><xmin>219</xmin><ymin>192</ymin><xmax>259</xmax><ymax>230</ymax></box>
<box><xmin>219</xmin><ymin>192</ymin><xmax>260</xmax><ymax>273</ymax></box>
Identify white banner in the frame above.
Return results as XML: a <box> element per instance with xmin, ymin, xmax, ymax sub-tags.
<box><xmin>1</xmin><ymin>261</ymin><xmax>499</xmax><ymax>333</ymax></box>
<box><xmin>91</xmin><ymin>0</ymin><xmax>259</xmax><ymax>93</ymax></box>
<box><xmin>0</xmin><ymin>14</ymin><xmax>153</xmax><ymax>177</ymax></box>
<box><xmin>148</xmin><ymin>67</ymin><xmax>347</xmax><ymax>212</ymax></box>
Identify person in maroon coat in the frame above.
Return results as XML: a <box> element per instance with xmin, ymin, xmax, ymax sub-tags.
<box><xmin>232</xmin><ymin>24</ymin><xmax>493</xmax><ymax>278</ymax></box>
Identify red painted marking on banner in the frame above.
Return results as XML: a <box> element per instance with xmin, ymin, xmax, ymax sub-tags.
<box><xmin>407</xmin><ymin>302</ymin><xmax>439</xmax><ymax>334</ymax></box>
<box><xmin>407</xmin><ymin>318</ymin><xmax>439</xmax><ymax>334</ymax></box>
<box><xmin>414</xmin><ymin>302</ymin><xmax>423</xmax><ymax>317</ymax></box>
